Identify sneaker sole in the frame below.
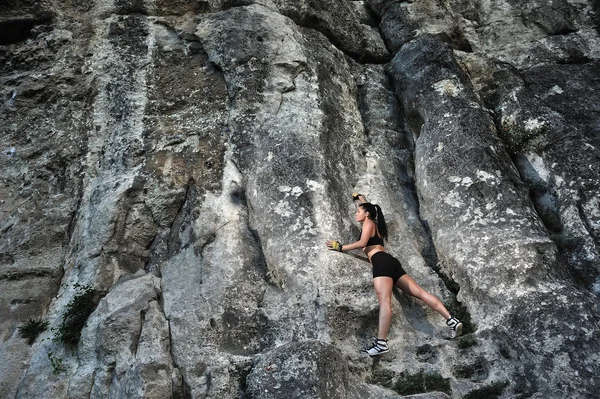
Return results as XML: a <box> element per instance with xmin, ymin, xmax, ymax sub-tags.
<box><xmin>362</xmin><ymin>348</ymin><xmax>389</xmax><ymax>357</ymax></box>
<box><xmin>452</xmin><ymin>323</ymin><xmax>463</xmax><ymax>338</ymax></box>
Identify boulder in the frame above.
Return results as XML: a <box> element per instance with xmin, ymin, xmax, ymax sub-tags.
<box><xmin>389</xmin><ymin>34</ymin><xmax>600</xmax><ymax>398</ymax></box>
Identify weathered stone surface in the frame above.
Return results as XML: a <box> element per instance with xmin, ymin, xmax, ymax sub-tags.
<box><xmin>0</xmin><ymin>339</ymin><xmax>30</xmax><ymax>399</ymax></box>
<box><xmin>0</xmin><ymin>6</ymin><xmax>87</xmax><ymax>399</ymax></box>
<box><xmin>71</xmin><ymin>273</ymin><xmax>173</xmax><ymax>399</ymax></box>
<box><xmin>389</xmin><ymin>34</ymin><xmax>600</xmax><ymax>398</ymax></box>
<box><xmin>387</xmin><ymin>394</ymin><xmax>449</xmax><ymax>399</ymax></box>
<box><xmin>0</xmin><ymin>1</ymin><xmax>54</xmax><ymax>46</ymax></box>
<box><xmin>0</xmin><ymin>248</ymin><xmax>63</xmax><ymax>343</ymax></box>
<box><xmin>159</xmin><ymin>4</ymin><xmax>391</xmax><ymax>397</ymax></box>
<box><xmin>16</xmin><ymin>273</ymin><xmax>173</xmax><ymax>399</ymax></box>
<box><xmin>246</xmin><ymin>340</ymin><xmax>387</xmax><ymax>398</ymax></box>
<box><xmin>370</xmin><ymin>0</ymin><xmax>600</xmax><ymax>67</ymax></box>
<box><xmin>368</xmin><ymin>0</ymin><xmax>471</xmax><ymax>53</ymax></box>
<box><xmin>273</xmin><ymin>0</ymin><xmax>390</xmax><ymax>62</ymax></box>
<box><xmin>455</xmin><ymin>53</ymin><xmax>600</xmax><ymax>293</ymax></box>
<box><xmin>521</xmin><ymin>62</ymin><xmax>600</xmax><ymax>145</ymax></box>
<box><xmin>1</xmin><ymin>1</ymin><xmax>600</xmax><ymax>398</ymax></box>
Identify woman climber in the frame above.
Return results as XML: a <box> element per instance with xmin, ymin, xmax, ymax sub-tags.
<box><xmin>326</xmin><ymin>193</ymin><xmax>462</xmax><ymax>356</ymax></box>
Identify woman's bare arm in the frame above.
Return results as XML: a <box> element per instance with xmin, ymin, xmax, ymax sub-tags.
<box><xmin>328</xmin><ymin>220</ymin><xmax>375</xmax><ymax>251</ymax></box>
<box><xmin>352</xmin><ymin>193</ymin><xmax>367</xmax><ymax>204</ymax></box>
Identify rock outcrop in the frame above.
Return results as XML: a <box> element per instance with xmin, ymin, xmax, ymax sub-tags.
<box><xmin>1</xmin><ymin>0</ymin><xmax>599</xmax><ymax>398</ymax></box>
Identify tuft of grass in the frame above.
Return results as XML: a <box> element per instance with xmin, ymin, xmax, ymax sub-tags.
<box><xmin>464</xmin><ymin>381</ymin><xmax>509</xmax><ymax>399</ymax></box>
<box><xmin>19</xmin><ymin>318</ymin><xmax>49</xmax><ymax>345</ymax></box>
<box><xmin>393</xmin><ymin>369</ymin><xmax>451</xmax><ymax>396</ymax></box>
<box><xmin>54</xmin><ymin>284</ymin><xmax>100</xmax><ymax>349</ymax></box>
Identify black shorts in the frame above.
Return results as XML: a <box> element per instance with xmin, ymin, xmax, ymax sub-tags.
<box><xmin>371</xmin><ymin>252</ymin><xmax>406</xmax><ymax>283</ymax></box>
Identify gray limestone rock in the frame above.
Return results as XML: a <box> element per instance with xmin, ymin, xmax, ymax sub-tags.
<box><xmin>15</xmin><ymin>273</ymin><xmax>174</xmax><ymax>399</ymax></box>
<box><xmin>457</xmin><ymin>53</ymin><xmax>600</xmax><ymax>293</ymax></box>
<box><xmin>371</xmin><ymin>0</ymin><xmax>600</xmax><ymax>67</ymax></box>
<box><xmin>389</xmin><ymin>34</ymin><xmax>600</xmax><ymax>398</ymax></box>
<box><xmin>273</xmin><ymin>0</ymin><xmax>390</xmax><ymax>62</ymax></box>
<box><xmin>246</xmin><ymin>340</ymin><xmax>387</xmax><ymax>398</ymax></box>
<box><xmin>1</xmin><ymin>1</ymin><xmax>600</xmax><ymax>399</ymax></box>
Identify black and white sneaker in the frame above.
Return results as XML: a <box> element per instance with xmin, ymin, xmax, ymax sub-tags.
<box><xmin>361</xmin><ymin>337</ymin><xmax>389</xmax><ymax>356</ymax></box>
<box><xmin>446</xmin><ymin>316</ymin><xmax>463</xmax><ymax>338</ymax></box>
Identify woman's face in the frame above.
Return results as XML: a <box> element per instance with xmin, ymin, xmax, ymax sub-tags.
<box><xmin>355</xmin><ymin>206</ymin><xmax>368</xmax><ymax>222</ymax></box>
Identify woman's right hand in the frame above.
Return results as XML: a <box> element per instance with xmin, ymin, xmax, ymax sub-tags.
<box><xmin>326</xmin><ymin>240</ymin><xmax>343</xmax><ymax>252</ymax></box>
<box><xmin>352</xmin><ymin>193</ymin><xmax>366</xmax><ymax>203</ymax></box>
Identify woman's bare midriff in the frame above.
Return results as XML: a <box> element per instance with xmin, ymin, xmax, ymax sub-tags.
<box><xmin>365</xmin><ymin>245</ymin><xmax>385</xmax><ymax>261</ymax></box>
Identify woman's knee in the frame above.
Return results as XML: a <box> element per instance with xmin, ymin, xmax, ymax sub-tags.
<box><xmin>378</xmin><ymin>301</ymin><xmax>392</xmax><ymax>316</ymax></box>
<box><xmin>403</xmin><ymin>282</ymin><xmax>425</xmax><ymax>299</ymax></box>
<box><xmin>376</xmin><ymin>292</ymin><xmax>392</xmax><ymax>307</ymax></box>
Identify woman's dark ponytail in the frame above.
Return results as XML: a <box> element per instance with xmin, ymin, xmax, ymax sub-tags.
<box><xmin>359</xmin><ymin>203</ymin><xmax>388</xmax><ymax>242</ymax></box>
<box><xmin>374</xmin><ymin>204</ymin><xmax>388</xmax><ymax>241</ymax></box>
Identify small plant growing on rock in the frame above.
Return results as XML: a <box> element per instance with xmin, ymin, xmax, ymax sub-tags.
<box><xmin>48</xmin><ymin>351</ymin><xmax>65</xmax><ymax>375</ymax></box>
<box><xmin>18</xmin><ymin>318</ymin><xmax>49</xmax><ymax>345</ymax></box>
<box><xmin>393</xmin><ymin>369</ymin><xmax>451</xmax><ymax>396</ymax></box>
<box><xmin>54</xmin><ymin>284</ymin><xmax>100</xmax><ymax>349</ymax></box>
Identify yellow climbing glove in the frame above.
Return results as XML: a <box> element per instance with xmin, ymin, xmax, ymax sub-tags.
<box><xmin>327</xmin><ymin>240</ymin><xmax>343</xmax><ymax>252</ymax></box>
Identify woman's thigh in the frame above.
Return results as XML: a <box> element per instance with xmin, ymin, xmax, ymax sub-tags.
<box><xmin>394</xmin><ymin>274</ymin><xmax>424</xmax><ymax>297</ymax></box>
<box><xmin>373</xmin><ymin>276</ymin><xmax>394</xmax><ymax>302</ymax></box>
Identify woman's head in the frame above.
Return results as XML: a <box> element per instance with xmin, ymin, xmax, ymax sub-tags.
<box><xmin>358</xmin><ymin>203</ymin><xmax>377</xmax><ymax>220</ymax></box>
<box><xmin>357</xmin><ymin>202</ymin><xmax>388</xmax><ymax>241</ymax></box>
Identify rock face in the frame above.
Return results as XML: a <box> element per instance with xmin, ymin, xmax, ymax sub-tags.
<box><xmin>1</xmin><ymin>1</ymin><xmax>599</xmax><ymax>398</ymax></box>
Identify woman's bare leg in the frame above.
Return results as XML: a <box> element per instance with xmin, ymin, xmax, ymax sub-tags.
<box><xmin>394</xmin><ymin>274</ymin><xmax>451</xmax><ymax>320</ymax></box>
<box><xmin>373</xmin><ymin>276</ymin><xmax>394</xmax><ymax>339</ymax></box>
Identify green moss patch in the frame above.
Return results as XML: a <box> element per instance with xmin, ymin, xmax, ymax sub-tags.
<box><xmin>457</xmin><ymin>334</ymin><xmax>478</xmax><ymax>349</ymax></box>
<box><xmin>393</xmin><ymin>369</ymin><xmax>451</xmax><ymax>396</ymax></box>
<box><xmin>369</xmin><ymin>366</ymin><xmax>395</xmax><ymax>388</ymax></box>
<box><xmin>498</xmin><ymin>120</ymin><xmax>547</xmax><ymax>153</ymax></box>
<box><xmin>464</xmin><ymin>381</ymin><xmax>509</xmax><ymax>399</ymax></box>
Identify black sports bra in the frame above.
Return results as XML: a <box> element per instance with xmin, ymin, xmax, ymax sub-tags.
<box><xmin>358</xmin><ymin>229</ymin><xmax>385</xmax><ymax>247</ymax></box>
